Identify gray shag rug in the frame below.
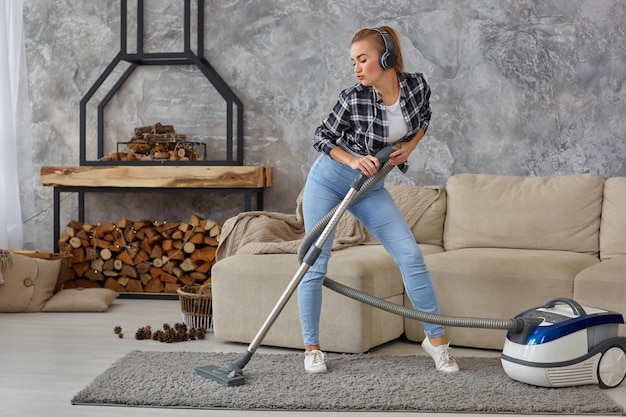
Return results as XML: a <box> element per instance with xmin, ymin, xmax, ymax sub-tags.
<box><xmin>72</xmin><ymin>350</ymin><xmax>622</xmax><ymax>414</ymax></box>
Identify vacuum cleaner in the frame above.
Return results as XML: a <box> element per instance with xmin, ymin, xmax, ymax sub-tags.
<box><xmin>501</xmin><ymin>297</ymin><xmax>626</xmax><ymax>388</ymax></box>
<box><xmin>195</xmin><ymin>145</ymin><xmax>626</xmax><ymax>389</ymax></box>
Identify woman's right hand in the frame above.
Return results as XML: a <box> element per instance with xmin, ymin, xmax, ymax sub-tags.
<box><xmin>353</xmin><ymin>154</ymin><xmax>381</xmax><ymax>177</ymax></box>
<box><xmin>329</xmin><ymin>147</ymin><xmax>380</xmax><ymax>177</ymax></box>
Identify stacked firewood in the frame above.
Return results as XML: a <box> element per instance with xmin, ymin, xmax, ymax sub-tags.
<box><xmin>58</xmin><ymin>215</ymin><xmax>220</xmax><ymax>293</ymax></box>
<box><xmin>106</xmin><ymin>122</ymin><xmax>204</xmax><ymax>161</ymax></box>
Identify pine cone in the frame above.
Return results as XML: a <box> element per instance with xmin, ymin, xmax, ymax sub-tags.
<box><xmin>188</xmin><ymin>328</ymin><xmax>197</xmax><ymax>340</ymax></box>
<box><xmin>135</xmin><ymin>326</ymin><xmax>152</xmax><ymax>340</ymax></box>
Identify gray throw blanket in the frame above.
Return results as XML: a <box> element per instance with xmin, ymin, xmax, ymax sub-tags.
<box><xmin>216</xmin><ymin>185</ymin><xmax>442</xmax><ymax>261</ymax></box>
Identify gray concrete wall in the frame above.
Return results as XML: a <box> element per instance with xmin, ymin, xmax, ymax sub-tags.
<box><xmin>21</xmin><ymin>0</ymin><xmax>626</xmax><ymax>252</ymax></box>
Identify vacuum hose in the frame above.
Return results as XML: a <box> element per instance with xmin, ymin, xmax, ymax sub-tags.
<box><xmin>297</xmin><ymin>150</ymin><xmax>528</xmax><ymax>334</ymax></box>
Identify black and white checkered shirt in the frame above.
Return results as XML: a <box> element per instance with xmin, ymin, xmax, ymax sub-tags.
<box><xmin>313</xmin><ymin>72</ymin><xmax>431</xmax><ymax>169</ymax></box>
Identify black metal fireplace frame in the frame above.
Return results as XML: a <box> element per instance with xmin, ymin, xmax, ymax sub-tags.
<box><xmin>79</xmin><ymin>0</ymin><xmax>244</xmax><ymax>166</ymax></box>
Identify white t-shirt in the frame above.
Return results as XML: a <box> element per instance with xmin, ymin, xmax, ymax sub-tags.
<box><xmin>385</xmin><ymin>95</ymin><xmax>408</xmax><ymax>142</ymax></box>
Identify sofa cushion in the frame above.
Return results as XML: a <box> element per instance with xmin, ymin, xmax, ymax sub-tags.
<box><xmin>404</xmin><ymin>248</ymin><xmax>600</xmax><ymax>349</ymax></box>
<box><xmin>0</xmin><ymin>253</ymin><xmax>61</xmax><ymax>312</ymax></box>
<box><xmin>443</xmin><ymin>173</ymin><xmax>604</xmax><ymax>255</ymax></box>
<box><xmin>574</xmin><ymin>256</ymin><xmax>626</xmax><ymax>337</ymax></box>
<box><xmin>212</xmin><ymin>245</ymin><xmax>409</xmax><ymax>353</ymax></box>
<box><xmin>600</xmin><ymin>177</ymin><xmax>626</xmax><ymax>260</ymax></box>
<box><xmin>406</xmin><ymin>187</ymin><xmax>447</xmax><ymax>247</ymax></box>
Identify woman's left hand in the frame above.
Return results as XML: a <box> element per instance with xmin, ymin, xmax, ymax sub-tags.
<box><xmin>389</xmin><ymin>140</ymin><xmax>417</xmax><ymax>166</ymax></box>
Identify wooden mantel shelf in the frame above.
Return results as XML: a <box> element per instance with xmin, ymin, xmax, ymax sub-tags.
<box><xmin>41</xmin><ymin>165</ymin><xmax>273</xmax><ymax>252</ymax></box>
<box><xmin>41</xmin><ymin>165</ymin><xmax>273</xmax><ymax>189</ymax></box>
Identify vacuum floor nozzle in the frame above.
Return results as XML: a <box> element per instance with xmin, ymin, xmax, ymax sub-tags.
<box><xmin>195</xmin><ymin>365</ymin><xmax>245</xmax><ymax>387</ymax></box>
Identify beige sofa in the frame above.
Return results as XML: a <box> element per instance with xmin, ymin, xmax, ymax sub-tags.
<box><xmin>211</xmin><ymin>173</ymin><xmax>626</xmax><ymax>353</ymax></box>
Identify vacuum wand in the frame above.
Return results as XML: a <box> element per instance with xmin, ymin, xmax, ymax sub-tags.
<box><xmin>196</xmin><ymin>146</ymin><xmax>398</xmax><ymax>386</ymax></box>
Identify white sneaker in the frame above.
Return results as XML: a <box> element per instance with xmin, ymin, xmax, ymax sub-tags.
<box><xmin>304</xmin><ymin>349</ymin><xmax>327</xmax><ymax>374</ymax></box>
<box><xmin>422</xmin><ymin>337</ymin><xmax>459</xmax><ymax>374</ymax></box>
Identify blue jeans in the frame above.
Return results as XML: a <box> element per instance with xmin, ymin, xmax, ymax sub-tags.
<box><xmin>297</xmin><ymin>154</ymin><xmax>445</xmax><ymax>346</ymax></box>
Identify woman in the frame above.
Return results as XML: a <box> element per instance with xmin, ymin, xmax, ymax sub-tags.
<box><xmin>298</xmin><ymin>26</ymin><xmax>459</xmax><ymax>374</ymax></box>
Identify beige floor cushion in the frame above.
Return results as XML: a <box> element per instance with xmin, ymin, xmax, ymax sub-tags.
<box><xmin>42</xmin><ymin>288</ymin><xmax>119</xmax><ymax>312</ymax></box>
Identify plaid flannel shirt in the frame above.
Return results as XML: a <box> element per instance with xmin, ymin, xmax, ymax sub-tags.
<box><xmin>313</xmin><ymin>72</ymin><xmax>431</xmax><ymax>172</ymax></box>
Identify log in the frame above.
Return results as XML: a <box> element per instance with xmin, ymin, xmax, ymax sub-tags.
<box><xmin>139</xmin><ymin>273</ymin><xmax>152</xmax><ymax>286</ymax></box>
<box><xmin>149</xmin><ymin>266</ymin><xmax>162</xmax><ymax>280</ymax></box>
<box><xmin>121</xmin><ymin>263</ymin><xmax>138</xmax><ymax>279</ymax></box>
<box><xmin>75</xmin><ymin>229</ymin><xmax>89</xmax><ymax>240</ymax></box>
<box><xmin>189</xmin><ymin>232</ymin><xmax>205</xmax><ymax>244</ymax></box>
<box><xmin>160</xmin><ymin>272</ymin><xmax>178</xmax><ymax>284</ymax></box>
<box><xmin>85</xmin><ymin>247</ymin><xmax>98</xmax><ymax>261</ymax></box>
<box><xmin>72</xmin><ymin>261</ymin><xmax>90</xmax><ymax>277</ymax></box>
<box><xmin>72</xmin><ymin>247</ymin><xmax>85</xmax><ymax>263</ymax></box>
<box><xmin>180</xmin><ymin>258</ymin><xmax>196</xmax><ymax>272</ymax></box>
<box><xmin>189</xmin><ymin>214</ymin><xmax>201</xmax><ymax>227</ymax></box>
<box><xmin>209</xmin><ymin>224</ymin><xmax>221</xmax><ymax>237</ymax></box>
<box><xmin>162</xmin><ymin>261</ymin><xmax>176</xmax><ymax>275</ymax></box>
<box><xmin>166</xmin><ymin>250</ymin><xmax>184</xmax><ymax>261</ymax></box>
<box><xmin>101</xmin><ymin>221</ymin><xmax>116</xmax><ymax>234</ymax></box>
<box><xmin>183</xmin><ymin>242</ymin><xmax>195</xmax><ymax>254</ymax></box>
<box><xmin>68</xmin><ymin>220</ymin><xmax>84</xmax><ymax>230</ymax></box>
<box><xmin>104</xmin><ymin>277</ymin><xmax>125</xmax><ymax>292</ymax></box>
<box><xmin>116</xmin><ymin>249</ymin><xmax>135</xmax><ymax>266</ymax></box>
<box><xmin>125</xmin><ymin>279</ymin><xmax>143</xmax><ymax>292</ymax></box>
<box><xmin>163</xmin><ymin>283</ymin><xmax>181</xmax><ymax>293</ymax></box>
<box><xmin>100</xmin><ymin>248</ymin><xmax>112</xmax><ymax>260</ymax></box>
<box><xmin>92</xmin><ymin>258</ymin><xmax>104</xmax><ymax>272</ymax></box>
<box><xmin>117</xmin><ymin>217</ymin><xmax>131</xmax><ymax>229</ymax></box>
<box><xmin>179</xmin><ymin>275</ymin><xmax>196</xmax><ymax>286</ymax></box>
<box><xmin>195</xmin><ymin>261</ymin><xmax>212</xmax><ymax>274</ymax></box>
<box><xmin>84</xmin><ymin>269</ymin><xmax>105</xmax><ymax>282</ymax></box>
<box><xmin>203</xmin><ymin>219</ymin><xmax>216</xmax><ymax>231</ymax></box>
<box><xmin>191</xmin><ymin>246</ymin><xmax>215</xmax><ymax>262</ymax></box>
<box><xmin>103</xmin><ymin>258</ymin><xmax>115</xmax><ymax>271</ymax></box>
<box><xmin>149</xmin><ymin>244</ymin><xmax>162</xmax><ymax>260</ymax></box>
<box><xmin>135</xmin><ymin>250</ymin><xmax>149</xmax><ymax>263</ymax></box>
<box><xmin>140</xmin><ymin>238</ymin><xmax>152</xmax><ymax>254</ymax></box>
<box><xmin>190</xmin><ymin>272</ymin><xmax>208</xmax><ymax>281</ymax></box>
<box><xmin>136</xmin><ymin>262</ymin><xmax>151</xmax><ymax>274</ymax></box>
<box><xmin>144</xmin><ymin>279</ymin><xmax>164</xmax><ymax>293</ymax></box>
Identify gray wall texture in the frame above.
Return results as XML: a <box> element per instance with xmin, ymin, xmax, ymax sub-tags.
<box><xmin>20</xmin><ymin>0</ymin><xmax>626</xmax><ymax>252</ymax></box>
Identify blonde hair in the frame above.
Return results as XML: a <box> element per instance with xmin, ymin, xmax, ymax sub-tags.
<box><xmin>351</xmin><ymin>26</ymin><xmax>405</xmax><ymax>75</ymax></box>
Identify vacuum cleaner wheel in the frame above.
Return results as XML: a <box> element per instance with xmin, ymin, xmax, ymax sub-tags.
<box><xmin>598</xmin><ymin>345</ymin><xmax>626</xmax><ymax>389</ymax></box>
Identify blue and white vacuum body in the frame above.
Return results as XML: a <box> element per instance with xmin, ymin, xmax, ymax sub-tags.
<box><xmin>501</xmin><ymin>298</ymin><xmax>626</xmax><ymax>388</ymax></box>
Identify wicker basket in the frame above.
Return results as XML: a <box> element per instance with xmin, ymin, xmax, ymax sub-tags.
<box><xmin>177</xmin><ymin>283</ymin><xmax>213</xmax><ymax>332</ymax></box>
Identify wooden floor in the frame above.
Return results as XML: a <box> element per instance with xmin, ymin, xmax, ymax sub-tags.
<box><xmin>1</xmin><ymin>298</ymin><xmax>624</xmax><ymax>417</ymax></box>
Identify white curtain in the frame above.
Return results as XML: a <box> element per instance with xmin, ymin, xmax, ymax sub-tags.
<box><xmin>0</xmin><ymin>0</ymin><xmax>24</xmax><ymax>249</ymax></box>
